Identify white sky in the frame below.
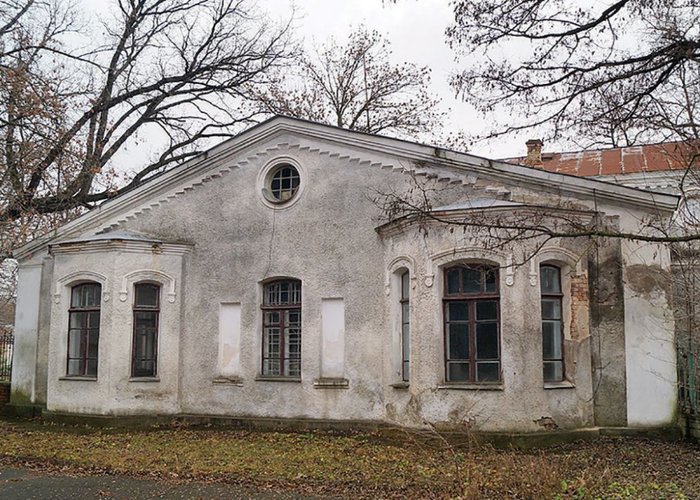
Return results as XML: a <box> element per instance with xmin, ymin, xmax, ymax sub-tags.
<box><xmin>84</xmin><ymin>0</ymin><xmax>539</xmax><ymax>166</ymax></box>
<box><xmin>263</xmin><ymin>0</ymin><xmax>531</xmax><ymax>158</ymax></box>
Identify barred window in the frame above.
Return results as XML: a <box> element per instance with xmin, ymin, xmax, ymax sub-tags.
<box><xmin>67</xmin><ymin>282</ymin><xmax>101</xmax><ymax>377</ymax></box>
<box><xmin>262</xmin><ymin>280</ymin><xmax>301</xmax><ymax>377</ymax></box>
<box><xmin>400</xmin><ymin>271</ymin><xmax>410</xmax><ymax>382</ymax></box>
<box><xmin>132</xmin><ymin>283</ymin><xmax>160</xmax><ymax>378</ymax></box>
<box><xmin>443</xmin><ymin>265</ymin><xmax>500</xmax><ymax>383</ymax></box>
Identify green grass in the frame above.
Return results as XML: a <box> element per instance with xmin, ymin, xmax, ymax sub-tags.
<box><xmin>0</xmin><ymin>420</ymin><xmax>697</xmax><ymax>498</ymax></box>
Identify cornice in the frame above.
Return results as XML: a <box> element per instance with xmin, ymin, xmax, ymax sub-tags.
<box><xmin>375</xmin><ymin>205</ymin><xmax>597</xmax><ymax>238</ymax></box>
<box><xmin>50</xmin><ymin>239</ymin><xmax>192</xmax><ymax>256</ymax></box>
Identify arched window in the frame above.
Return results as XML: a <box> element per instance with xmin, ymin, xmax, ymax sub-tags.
<box><xmin>67</xmin><ymin>282</ymin><xmax>101</xmax><ymax>377</ymax></box>
<box><xmin>132</xmin><ymin>283</ymin><xmax>160</xmax><ymax>377</ymax></box>
<box><xmin>540</xmin><ymin>265</ymin><xmax>564</xmax><ymax>382</ymax></box>
<box><xmin>400</xmin><ymin>270</ymin><xmax>410</xmax><ymax>382</ymax></box>
<box><xmin>262</xmin><ymin>279</ymin><xmax>302</xmax><ymax>377</ymax></box>
<box><xmin>443</xmin><ymin>264</ymin><xmax>500</xmax><ymax>383</ymax></box>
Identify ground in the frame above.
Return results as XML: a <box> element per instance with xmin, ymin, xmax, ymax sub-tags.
<box><xmin>0</xmin><ymin>419</ymin><xmax>697</xmax><ymax>498</ymax></box>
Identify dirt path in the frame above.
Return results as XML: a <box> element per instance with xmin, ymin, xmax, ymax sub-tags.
<box><xmin>0</xmin><ymin>468</ymin><xmax>323</xmax><ymax>500</ymax></box>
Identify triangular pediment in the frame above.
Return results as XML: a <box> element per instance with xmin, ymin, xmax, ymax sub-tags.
<box><xmin>15</xmin><ymin>116</ymin><xmax>679</xmax><ymax>260</ymax></box>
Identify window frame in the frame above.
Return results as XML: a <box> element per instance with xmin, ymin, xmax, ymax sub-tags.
<box><xmin>540</xmin><ymin>264</ymin><xmax>565</xmax><ymax>383</ymax></box>
<box><xmin>261</xmin><ymin>279</ymin><xmax>302</xmax><ymax>378</ymax></box>
<box><xmin>400</xmin><ymin>270</ymin><xmax>410</xmax><ymax>382</ymax></box>
<box><xmin>268</xmin><ymin>164</ymin><xmax>301</xmax><ymax>203</ymax></box>
<box><xmin>442</xmin><ymin>264</ymin><xmax>501</xmax><ymax>384</ymax></box>
<box><xmin>66</xmin><ymin>282</ymin><xmax>101</xmax><ymax>377</ymax></box>
<box><xmin>131</xmin><ymin>282</ymin><xmax>161</xmax><ymax>378</ymax></box>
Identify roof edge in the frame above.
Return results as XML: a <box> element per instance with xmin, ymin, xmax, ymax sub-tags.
<box><xmin>12</xmin><ymin>116</ymin><xmax>681</xmax><ymax>260</ymax></box>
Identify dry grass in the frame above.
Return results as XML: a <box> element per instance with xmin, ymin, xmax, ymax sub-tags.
<box><xmin>0</xmin><ymin>419</ymin><xmax>697</xmax><ymax>498</ymax></box>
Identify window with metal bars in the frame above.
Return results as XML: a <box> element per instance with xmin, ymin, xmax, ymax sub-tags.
<box><xmin>443</xmin><ymin>265</ymin><xmax>500</xmax><ymax>383</ymax></box>
<box><xmin>67</xmin><ymin>282</ymin><xmax>101</xmax><ymax>377</ymax></box>
<box><xmin>400</xmin><ymin>271</ymin><xmax>410</xmax><ymax>382</ymax></box>
<box><xmin>262</xmin><ymin>279</ymin><xmax>301</xmax><ymax>377</ymax></box>
<box><xmin>540</xmin><ymin>265</ymin><xmax>564</xmax><ymax>382</ymax></box>
<box><xmin>132</xmin><ymin>283</ymin><xmax>160</xmax><ymax>378</ymax></box>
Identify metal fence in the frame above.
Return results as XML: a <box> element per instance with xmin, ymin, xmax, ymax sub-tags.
<box><xmin>0</xmin><ymin>330</ymin><xmax>13</xmax><ymax>382</ymax></box>
<box><xmin>679</xmin><ymin>348</ymin><xmax>700</xmax><ymax>417</ymax></box>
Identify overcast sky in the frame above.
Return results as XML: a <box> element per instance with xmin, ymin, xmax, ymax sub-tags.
<box><xmin>85</xmin><ymin>0</ymin><xmax>538</xmax><ymax>165</ymax></box>
<box><xmin>263</xmin><ymin>0</ymin><xmax>532</xmax><ymax>159</ymax></box>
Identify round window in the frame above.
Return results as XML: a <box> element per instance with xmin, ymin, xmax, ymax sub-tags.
<box><xmin>268</xmin><ymin>164</ymin><xmax>300</xmax><ymax>203</ymax></box>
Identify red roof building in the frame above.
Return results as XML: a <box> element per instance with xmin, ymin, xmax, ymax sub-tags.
<box><xmin>504</xmin><ymin>140</ymin><xmax>699</xmax><ymax>195</ymax></box>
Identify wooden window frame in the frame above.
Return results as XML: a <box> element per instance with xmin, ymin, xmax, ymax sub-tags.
<box><xmin>261</xmin><ymin>279</ymin><xmax>302</xmax><ymax>378</ymax></box>
<box><xmin>400</xmin><ymin>271</ymin><xmax>410</xmax><ymax>382</ymax></box>
<box><xmin>443</xmin><ymin>264</ymin><xmax>501</xmax><ymax>383</ymax></box>
<box><xmin>540</xmin><ymin>264</ymin><xmax>564</xmax><ymax>382</ymax></box>
<box><xmin>67</xmin><ymin>282</ymin><xmax>101</xmax><ymax>377</ymax></box>
<box><xmin>131</xmin><ymin>282</ymin><xmax>160</xmax><ymax>378</ymax></box>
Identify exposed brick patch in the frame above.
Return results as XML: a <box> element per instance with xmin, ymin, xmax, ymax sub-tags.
<box><xmin>569</xmin><ymin>273</ymin><xmax>590</xmax><ymax>341</ymax></box>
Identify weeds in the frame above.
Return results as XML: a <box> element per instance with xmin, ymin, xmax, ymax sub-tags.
<box><xmin>0</xmin><ymin>420</ymin><xmax>697</xmax><ymax>498</ymax></box>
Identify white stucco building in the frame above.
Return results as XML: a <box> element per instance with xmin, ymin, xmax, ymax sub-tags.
<box><xmin>9</xmin><ymin>117</ymin><xmax>680</xmax><ymax>432</ymax></box>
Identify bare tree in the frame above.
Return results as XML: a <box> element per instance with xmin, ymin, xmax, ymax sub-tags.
<box><xmin>445</xmin><ymin>0</ymin><xmax>700</xmax><ymax>149</ymax></box>
<box><xmin>0</xmin><ymin>0</ymin><xmax>293</xmax><ymax>258</ymax></box>
<box><xmin>252</xmin><ymin>27</ymin><xmax>445</xmax><ymax>140</ymax></box>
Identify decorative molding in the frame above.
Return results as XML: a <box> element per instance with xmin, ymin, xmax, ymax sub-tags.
<box><xmin>529</xmin><ymin>259</ymin><xmax>538</xmax><ymax>287</ymax></box>
<box><xmin>54</xmin><ymin>271</ymin><xmax>108</xmax><ymax>304</ymax></box>
<box><xmin>537</xmin><ymin>246</ymin><xmax>587</xmax><ymax>276</ymax></box>
<box><xmin>385</xmin><ymin>255</ymin><xmax>417</xmax><ymax>294</ymax></box>
<box><xmin>428</xmin><ymin>247</ymin><xmax>507</xmax><ymax>288</ymax></box>
<box><xmin>51</xmin><ymin>239</ymin><xmax>192</xmax><ymax>256</ymax></box>
<box><xmin>120</xmin><ymin>269</ymin><xmax>177</xmax><ymax>303</ymax></box>
<box><xmin>505</xmin><ymin>254</ymin><xmax>515</xmax><ymax>287</ymax></box>
<box><xmin>255</xmin><ymin>155</ymin><xmax>307</xmax><ymax>210</ymax></box>
<box><xmin>313</xmin><ymin>377</ymin><xmax>349</xmax><ymax>389</ymax></box>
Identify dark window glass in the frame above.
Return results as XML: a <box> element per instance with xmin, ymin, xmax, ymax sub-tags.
<box><xmin>540</xmin><ymin>265</ymin><xmax>564</xmax><ymax>382</ymax></box>
<box><xmin>269</xmin><ymin>165</ymin><xmax>300</xmax><ymax>202</ymax></box>
<box><xmin>443</xmin><ymin>265</ymin><xmax>500</xmax><ymax>383</ymax></box>
<box><xmin>67</xmin><ymin>282</ymin><xmax>101</xmax><ymax>377</ymax></box>
<box><xmin>262</xmin><ymin>279</ymin><xmax>302</xmax><ymax>377</ymax></box>
<box><xmin>400</xmin><ymin>271</ymin><xmax>410</xmax><ymax>382</ymax></box>
<box><xmin>135</xmin><ymin>283</ymin><xmax>159</xmax><ymax>308</ymax></box>
<box><xmin>132</xmin><ymin>283</ymin><xmax>160</xmax><ymax>377</ymax></box>
<box><xmin>446</xmin><ymin>268</ymin><xmax>460</xmax><ymax>294</ymax></box>
<box><xmin>476</xmin><ymin>322</ymin><xmax>499</xmax><ymax>359</ymax></box>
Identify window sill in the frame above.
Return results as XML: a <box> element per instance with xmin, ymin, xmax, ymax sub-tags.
<box><xmin>59</xmin><ymin>376</ymin><xmax>97</xmax><ymax>382</ymax></box>
<box><xmin>313</xmin><ymin>377</ymin><xmax>349</xmax><ymax>389</ymax></box>
<box><xmin>390</xmin><ymin>382</ymin><xmax>410</xmax><ymax>390</ymax></box>
<box><xmin>544</xmin><ymin>380</ymin><xmax>575</xmax><ymax>390</ymax></box>
<box><xmin>437</xmin><ymin>383</ymin><xmax>504</xmax><ymax>391</ymax></box>
<box><xmin>213</xmin><ymin>376</ymin><xmax>243</xmax><ymax>386</ymax></box>
<box><xmin>255</xmin><ymin>375</ymin><xmax>301</xmax><ymax>383</ymax></box>
<box><xmin>129</xmin><ymin>377</ymin><xmax>160</xmax><ymax>383</ymax></box>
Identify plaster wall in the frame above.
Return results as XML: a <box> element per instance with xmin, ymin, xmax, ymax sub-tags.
<box><xmin>45</xmin><ymin>243</ymin><xmax>186</xmax><ymax>415</ymax></box>
<box><xmin>605</xmin><ymin>206</ymin><xmax>677</xmax><ymax>426</ymax></box>
<box><xmin>118</xmin><ymin>143</ymin><xmax>397</xmax><ymax>421</ymax></box>
<box><xmin>11</xmin><ymin>262</ymin><xmax>44</xmax><ymax>404</ymax></box>
<box><xmin>621</xmin><ymin>239</ymin><xmax>676</xmax><ymax>426</ymax></box>
<box><xmin>18</xmin><ymin>128</ymin><xmax>676</xmax><ymax>431</ymax></box>
<box><xmin>379</xmin><ymin>224</ymin><xmax>596</xmax><ymax>432</ymax></box>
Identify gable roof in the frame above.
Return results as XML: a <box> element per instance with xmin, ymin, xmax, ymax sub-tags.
<box><xmin>506</xmin><ymin>140</ymin><xmax>697</xmax><ymax>177</ymax></box>
<box><xmin>13</xmin><ymin>116</ymin><xmax>680</xmax><ymax>260</ymax></box>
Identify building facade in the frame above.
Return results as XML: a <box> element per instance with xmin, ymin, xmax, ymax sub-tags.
<box><xmin>10</xmin><ymin>117</ymin><xmax>680</xmax><ymax>432</ymax></box>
